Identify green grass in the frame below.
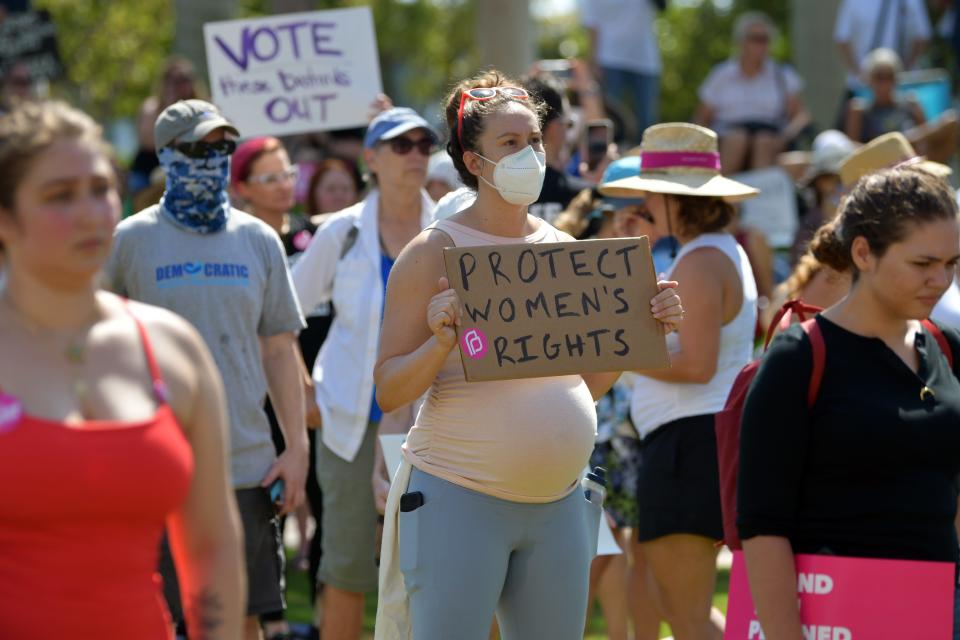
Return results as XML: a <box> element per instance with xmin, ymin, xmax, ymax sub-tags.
<box><xmin>283</xmin><ymin>549</ymin><xmax>731</xmax><ymax>639</ymax></box>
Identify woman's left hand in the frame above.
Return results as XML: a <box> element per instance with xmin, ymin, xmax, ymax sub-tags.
<box><xmin>651</xmin><ymin>279</ymin><xmax>682</xmax><ymax>335</ymax></box>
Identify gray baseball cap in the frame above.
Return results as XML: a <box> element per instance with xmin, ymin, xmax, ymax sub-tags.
<box><xmin>154</xmin><ymin>99</ymin><xmax>240</xmax><ymax>150</ymax></box>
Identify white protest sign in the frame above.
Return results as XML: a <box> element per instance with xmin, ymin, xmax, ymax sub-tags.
<box><xmin>379</xmin><ymin>434</ymin><xmax>622</xmax><ymax>556</ymax></box>
<box><xmin>733</xmin><ymin>167</ymin><xmax>798</xmax><ymax>249</ymax></box>
<box><xmin>204</xmin><ymin>7</ymin><xmax>382</xmax><ymax>137</ymax></box>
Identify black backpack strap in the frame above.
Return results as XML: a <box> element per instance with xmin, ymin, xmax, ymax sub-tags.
<box><xmin>339</xmin><ymin>224</ymin><xmax>359</xmax><ymax>261</ymax></box>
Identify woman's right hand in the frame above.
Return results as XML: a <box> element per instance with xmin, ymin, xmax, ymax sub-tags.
<box><xmin>426</xmin><ymin>276</ymin><xmax>462</xmax><ymax>350</ymax></box>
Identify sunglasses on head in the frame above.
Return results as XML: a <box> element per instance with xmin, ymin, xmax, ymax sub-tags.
<box><xmin>457</xmin><ymin>86</ymin><xmax>530</xmax><ymax>143</ymax></box>
<box><xmin>386</xmin><ymin>136</ymin><xmax>434</xmax><ymax>156</ymax></box>
<box><xmin>174</xmin><ymin>139</ymin><xmax>237</xmax><ymax>158</ymax></box>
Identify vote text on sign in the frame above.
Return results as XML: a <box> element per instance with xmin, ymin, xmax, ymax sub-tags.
<box><xmin>203</xmin><ymin>7</ymin><xmax>382</xmax><ymax>137</ymax></box>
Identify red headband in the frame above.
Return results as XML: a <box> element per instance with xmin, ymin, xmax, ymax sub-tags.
<box><xmin>640</xmin><ymin>150</ymin><xmax>721</xmax><ymax>172</ymax></box>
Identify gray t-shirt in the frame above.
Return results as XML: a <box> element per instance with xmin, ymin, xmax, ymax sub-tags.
<box><xmin>105</xmin><ymin>205</ymin><xmax>305</xmax><ymax>488</ymax></box>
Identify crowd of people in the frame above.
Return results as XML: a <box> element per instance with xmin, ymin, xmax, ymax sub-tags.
<box><xmin>4</xmin><ymin>1</ymin><xmax>960</xmax><ymax>640</ymax></box>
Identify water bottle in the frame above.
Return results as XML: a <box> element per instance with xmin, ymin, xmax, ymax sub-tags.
<box><xmin>582</xmin><ymin>466</ymin><xmax>607</xmax><ymax>507</ymax></box>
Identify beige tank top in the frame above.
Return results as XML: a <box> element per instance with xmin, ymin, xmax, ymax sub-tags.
<box><xmin>402</xmin><ymin>217</ymin><xmax>597</xmax><ymax>503</ymax></box>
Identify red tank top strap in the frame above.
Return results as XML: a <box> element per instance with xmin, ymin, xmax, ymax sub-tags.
<box><xmin>121</xmin><ymin>299</ymin><xmax>169</xmax><ymax>404</ymax></box>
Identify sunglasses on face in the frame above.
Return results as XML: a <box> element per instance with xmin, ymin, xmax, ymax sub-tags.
<box><xmin>386</xmin><ymin>136</ymin><xmax>434</xmax><ymax>156</ymax></box>
<box><xmin>746</xmin><ymin>32</ymin><xmax>770</xmax><ymax>43</ymax></box>
<box><xmin>173</xmin><ymin>139</ymin><xmax>237</xmax><ymax>158</ymax></box>
<box><xmin>622</xmin><ymin>204</ymin><xmax>654</xmax><ymax>223</ymax></box>
<box><xmin>247</xmin><ymin>166</ymin><xmax>299</xmax><ymax>186</ymax></box>
<box><xmin>457</xmin><ymin>86</ymin><xmax>530</xmax><ymax>142</ymax></box>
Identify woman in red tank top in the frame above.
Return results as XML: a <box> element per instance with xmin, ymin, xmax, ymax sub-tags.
<box><xmin>0</xmin><ymin>102</ymin><xmax>244</xmax><ymax>638</ymax></box>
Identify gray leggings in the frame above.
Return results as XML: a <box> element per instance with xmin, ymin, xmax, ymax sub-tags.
<box><xmin>399</xmin><ymin>467</ymin><xmax>601</xmax><ymax>640</ymax></box>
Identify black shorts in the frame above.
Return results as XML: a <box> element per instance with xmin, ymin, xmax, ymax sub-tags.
<box><xmin>158</xmin><ymin>487</ymin><xmax>285</xmax><ymax>620</ymax></box>
<box><xmin>727</xmin><ymin>120</ymin><xmax>782</xmax><ymax>135</ymax></box>
<box><xmin>636</xmin><ymin>413</ymin><xmax>723</xmax><ymax>543</ymax></box>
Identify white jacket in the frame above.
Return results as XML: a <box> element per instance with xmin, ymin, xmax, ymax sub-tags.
<box><xmin>292</xmin><ymin>189</ymin><xmax>434</xmax><ymax>462</ymax></box>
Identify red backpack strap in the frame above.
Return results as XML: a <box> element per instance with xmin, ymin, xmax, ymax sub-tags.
<box><xmin>921</xmin><ymin>319</ymin><xmax>954</xmax><ymax>369</ymax></box>
<box><xmin>801</xmin><ymin>318</ymin><xmax>825</xmax><ymax>408</ymax></box>
<box><xmin>764</xmin><ymin>299</ymin><xmax>824</xmax><ymax>350</ymax></box>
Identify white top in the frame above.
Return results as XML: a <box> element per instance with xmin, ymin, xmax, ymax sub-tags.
<box><xmin>630</xmin><ymin>233</ymin><xmax>758</xmax><ymax>438</ymax></box>
<box><xmin>932</xmin><ymin>280</ymin><xmax>960</xmax><ymax>331</ymax></box>
<box><xmin>698</xmin><ymin>59</ymin><xmax>803</xmax><ymax>134</ymax></box>
<box><xmin>834</xmin><ymin>0</ymin><xmax>932</xmax><ymax>88</ymax></box>
<box><xmin>292</xmin><ymin>189</ymin><xmax>435</xmax><ymax>462</ymax></box>
<box><xmin>431</xmin><ymin>186</ymin><xmax>476</xmax><ymax>221</ymax></box>
<box><xmin>579</xmin><ymin>0</ymin><xmax>661</xmax><ymax>74</ymax></box>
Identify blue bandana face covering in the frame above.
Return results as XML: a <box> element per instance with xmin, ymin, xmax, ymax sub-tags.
<box><xmin>157</xmin><ymin>146</ymin><xmax>231</xmax><ymax>234</ymax></box>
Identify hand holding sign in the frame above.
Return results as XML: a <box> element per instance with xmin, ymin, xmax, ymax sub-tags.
<box><xmin>651</xmin><ymin>280</ymin><xmax>682</xmax><ymax>334</ymax></box>
<box><xmin>427</xmin><ymin>277</ymin><xmax>463</xmax><ymax>350</ymax></box>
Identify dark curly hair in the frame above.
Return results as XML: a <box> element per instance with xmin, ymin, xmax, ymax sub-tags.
<box><xmin>671</xmin><ymin>194</ymin><xmax>734</xmax><ymax>237</ymax></box>
<box><xmin>443</xmin><ymin>69</ymin><xmax>546</xmax><ymax>190</ymax></box>
<box><xmin>810</xmin><ymin>166</ymin><xmax>957</xmax><ymax>279</ymax></box>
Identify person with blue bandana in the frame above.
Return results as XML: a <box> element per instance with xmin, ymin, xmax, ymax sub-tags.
<box><xmin>104</xmin><ymin>99</ymin><xmax>308</xmax><ymax>640</ymax></box>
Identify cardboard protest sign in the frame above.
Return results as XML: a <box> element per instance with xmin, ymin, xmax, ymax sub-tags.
<box><xmin>378</xmin><ymin>434</ymin><xmax>623</xmax><ymax>556</ymax></box>
<box><xmin>442</xmin><ymin>237</ymin><xmax>669</xmax><ymax>382</ymax></box>
<box><xmin>0</xmin><ymin>10</ymin><xmax>64</xmax><ymax>80</ymax></box>
<box><xmin>733</xmin><ymin>167</ymin><xmax>798</xmax><ymax>249</ymax></box>
<box><xmin>725</xmin><ymin>550</ymin><xmax>954</xmax><ymax>639</ymax></box>
<box><xmin>204</xmin><ymin>7</ymin><xmax>382</xmax><ymax>137</ymax></box>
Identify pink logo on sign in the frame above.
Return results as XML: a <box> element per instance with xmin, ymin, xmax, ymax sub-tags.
<box><xmin>724</xmin><ymin>550</ymin><xmax>954</xmax><ymax>639</ymax></box>
<box><xmin>461</xmin><ymin>328</ymin><xmax>488</xmax><ymax>360</ymax></box>
<box><xmin>0</xmin><ymin>394</ymin><xmax>23</xmax><ymax>434</ymax></box>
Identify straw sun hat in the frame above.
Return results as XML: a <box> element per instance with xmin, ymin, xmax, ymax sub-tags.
<box><xmin>599</xmin><ymin>123</ymin><xmax>759</xmax><ymax>203</ymax></box>
<box><xmin>839</xmin><ymin>131</ymin><xmax>951</xmax><ymax>188</ymax></box>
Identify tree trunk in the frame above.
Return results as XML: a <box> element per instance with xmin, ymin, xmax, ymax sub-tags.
<box><xmin>173</xmin><ymin>0</ymin><xmax>238</xmax><ymax>83</ymax></box>
<box><xmin>269</xmin><ymin>0</ymin><xmax>313</xmax><ymax>14</ymax></box>
<box><xmin>475</xmin><ymin>0</ymin><xmax>532</xmax><ymax>77</ymax></box>
<box><xmin>791</xmin><ymin>0</ymin><xmax>845</xmax><ymax>130</ymax></box>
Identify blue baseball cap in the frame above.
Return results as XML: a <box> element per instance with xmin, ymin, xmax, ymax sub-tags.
<box><xmin>601</xmin><ymin>156</ymin><xmax>645</xmax><ymax>210</ymax></box>
<box><xmin>364</xmin><ymin>107</ymin><xmax>438</xmax><ymax>149</ymax></box>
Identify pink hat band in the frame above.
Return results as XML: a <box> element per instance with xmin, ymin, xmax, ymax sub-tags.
<box><xmin>640</xmin><ymin>150</ymin><xmax>721</xmax><ymax>173</ymax></box>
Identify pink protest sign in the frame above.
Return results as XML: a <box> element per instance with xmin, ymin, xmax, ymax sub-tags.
<box><xmin>725</xmin><ymin>550</ymin><xmax>954</xmax><ymax>640</ymax></box>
